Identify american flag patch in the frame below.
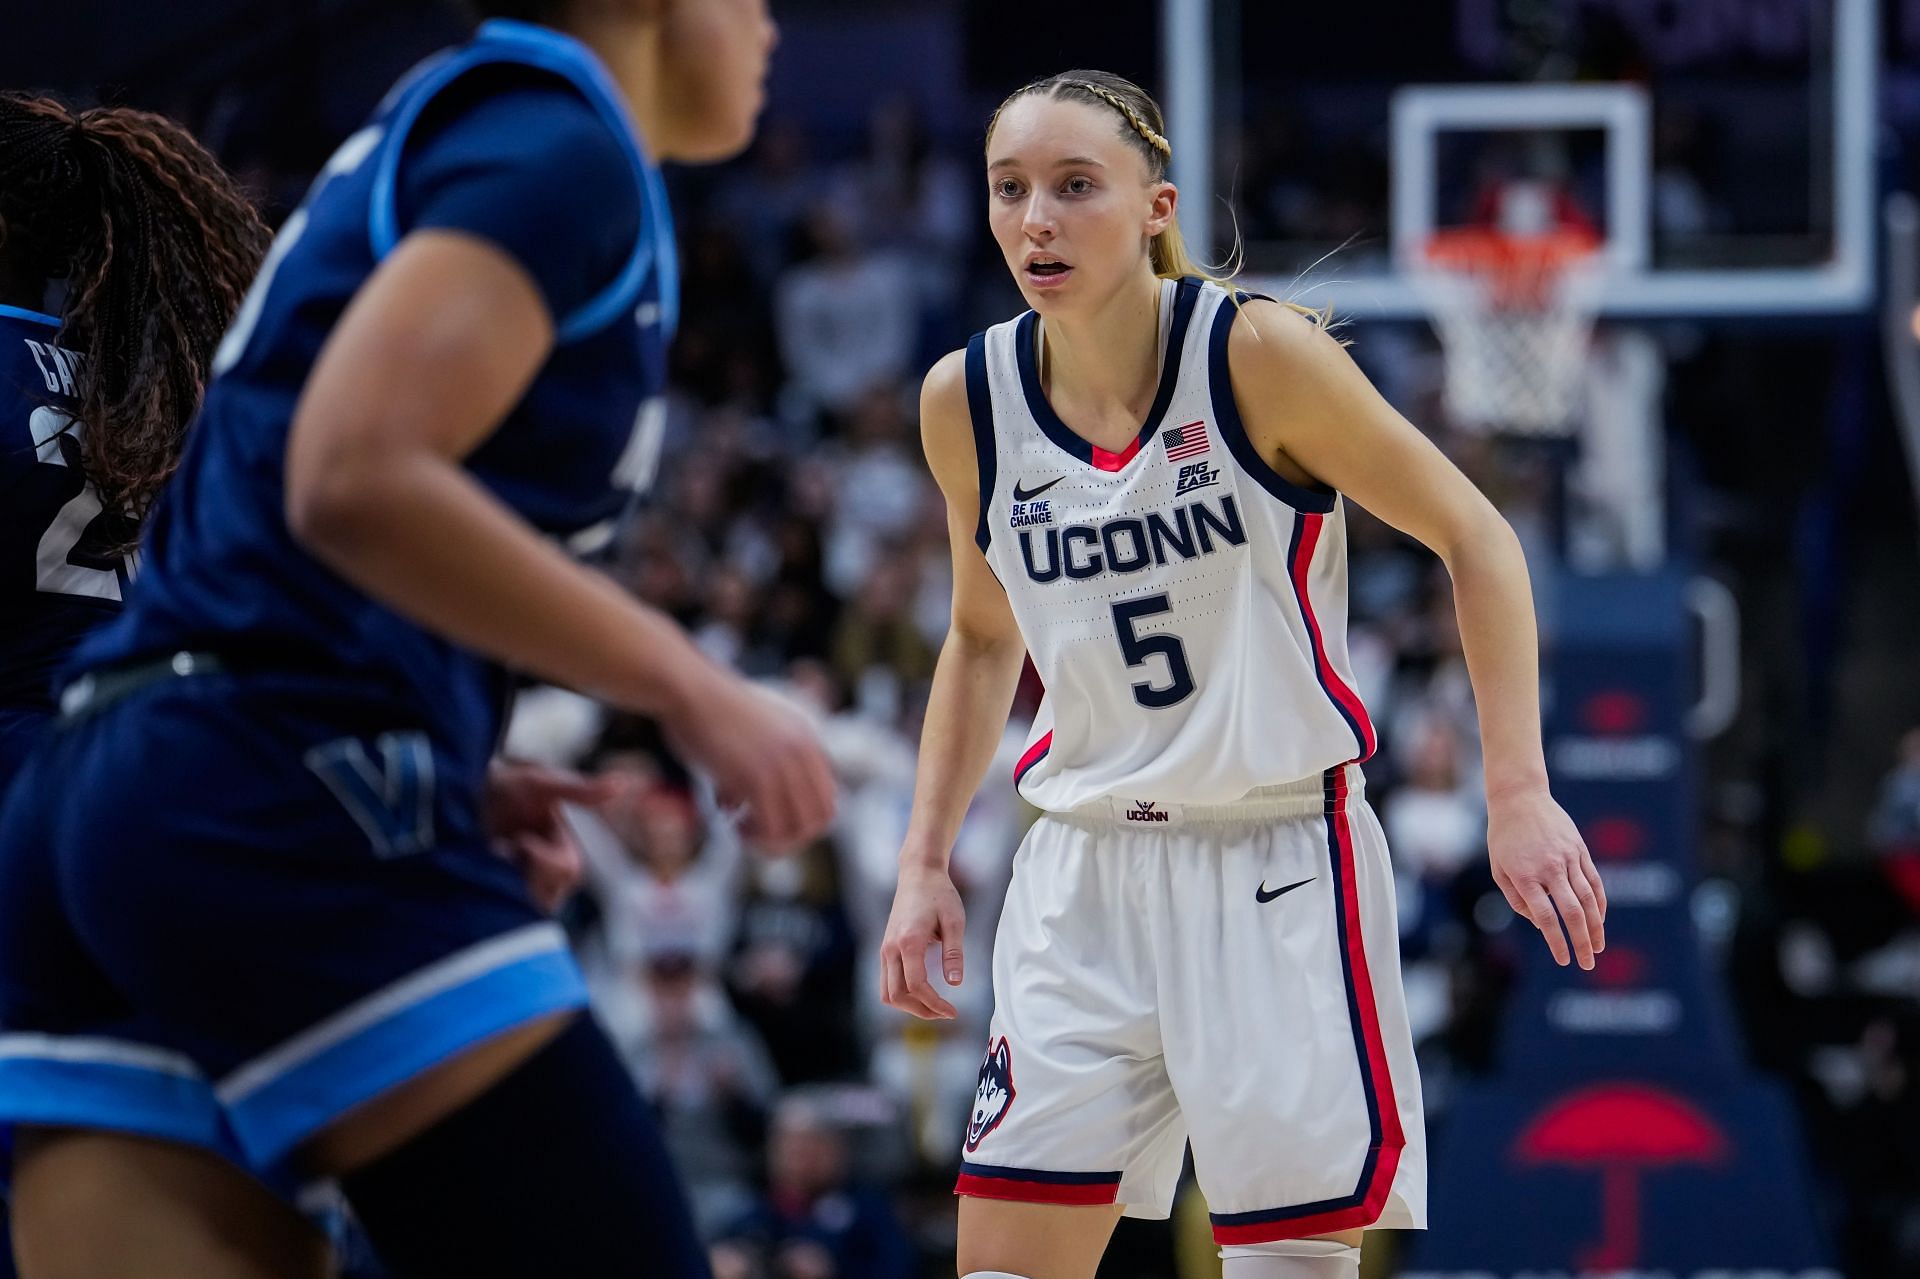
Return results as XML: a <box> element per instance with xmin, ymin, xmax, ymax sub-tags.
<box><xmin>1161</xmin><ymin>420</ymin><xmax>1209</xmax><ymax>462</ymax></box>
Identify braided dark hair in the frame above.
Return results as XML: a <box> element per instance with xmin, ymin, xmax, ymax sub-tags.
<box><xmin>0</xmin><ymin>93</ymin><xmax>268</xmax><ymax>522</ymax></box>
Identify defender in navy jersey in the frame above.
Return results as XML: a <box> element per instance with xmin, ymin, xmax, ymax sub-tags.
<box><xmin>0</xmin><ymin>311</ymin><xmax>101</xmax><ymax>763</ymax></box>
<box><xmin>0</xmin><ymin>5</ymin><xmax>831</xmax><ymax>1277</ymax></box>
<box><xmin>0</xmin><ymin>98</ymin><xmax>268</xmax><ymax>789</ymax></box>
<box><xmin>878</xmin><ymin>72</ymin><xmax>1608</xmax><ymax>1279</ymax></box>
<box><xmin>0</xmin><ymin>93</ymin><xmax>268</xmax><ymax>1279</ymax></box>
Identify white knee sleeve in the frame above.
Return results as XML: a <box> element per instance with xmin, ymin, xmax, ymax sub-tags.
<box><xmin>961</xmin><ymin>1273</ymin><xmax>1035</xmax><ymax>1279</ymax></box>
<box><xmin>1219</xmin><ymin>1237</ymin><xmax>1362</xmax><ymax>1279</ymax></box>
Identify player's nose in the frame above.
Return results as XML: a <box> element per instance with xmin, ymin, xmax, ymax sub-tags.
<box><xmin>1021</xmin><ymin>195</ymin><xmax>1055</xmax><ymax>237</ymax></box>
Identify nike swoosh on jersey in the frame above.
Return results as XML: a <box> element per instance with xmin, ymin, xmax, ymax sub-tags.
<box><xmin>1012</xmin><ymin>476</ymin><xmax>1065</xmax><ymax>502</ymax></box>
<box><xmin>1256</xmin><ymin>877</ymin><xmax>1315</xmax><ymax>903</ymax></box>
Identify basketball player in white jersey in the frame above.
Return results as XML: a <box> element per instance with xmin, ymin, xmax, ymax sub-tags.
<box><xmin>878</xmin><ymin>71</ymin><xmax>1609</xmax><ymax>1279</ymax></box>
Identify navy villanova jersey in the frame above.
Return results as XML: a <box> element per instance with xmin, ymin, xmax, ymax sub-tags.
<box><xmin>0</xmin><ymin>306</ymin><xmax>134</xmax><ymax>711</ymax></box>
<box><xmin>0</xmin><ymin>19</ymin><xmax>681</xmax><ymax>1184</ymax></box>
<box><xmin>72</xmin><ymin>18</ymin><xmax>676</xmax><ymax>788</ymax></box>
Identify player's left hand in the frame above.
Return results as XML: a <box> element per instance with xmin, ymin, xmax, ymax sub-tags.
<box><xmin>1486</xmin><ymin>786</ymin><xmax>1607</xmax><ymax>970</ymax></box>
<box><xmin>485</xmin><ymin>759</ymin><xmax>617</xmax><ymax>913</ymax></box>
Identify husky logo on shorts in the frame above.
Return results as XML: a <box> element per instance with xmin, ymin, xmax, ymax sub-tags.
<box><xmin>1124</xmin><ymin>800</ymin><xmax>1170</xmax><ymax>823</ymax></box>
<box><xmin>965</xmin><ymin>1036</ymin><xmax>1016</xmax><ymax>1152</ymax></box>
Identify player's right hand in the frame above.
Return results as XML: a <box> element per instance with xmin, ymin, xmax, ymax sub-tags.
<box><xmin>663</xmin><ymin>671</ymin><xmax>836</xmax><ymax>849</ymax></box>
<box><xmin>880</xmin><ymin>863</ymin><xmax>966</xmax><ymax>1020</ymax></box>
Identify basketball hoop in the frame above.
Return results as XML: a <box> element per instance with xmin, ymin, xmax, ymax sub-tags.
<box><xmin>1416</xmin><ymin>226</ymin><xmax>1604</xmax><ymax>437</ymax></box>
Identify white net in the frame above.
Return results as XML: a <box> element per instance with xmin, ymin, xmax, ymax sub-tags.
<box><xmin>1415</xmin><ymin>231</ymin><xmax>1603</xmax><ymax>437</ymax></box>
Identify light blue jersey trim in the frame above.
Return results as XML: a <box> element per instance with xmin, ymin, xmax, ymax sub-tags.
<box><xmin>0</xmin><ymin>1050</ymin><xmax>229</xmax><ymax>1156</ymax></box>
<box><xmin>218</xmin><ymin>934</ymin><xmax>588</xmax><ymax>1168</ymax></box>
<box><xmin>0</xmin><ymin>303</ymin><xmax>60</xmax><ymax>328</ymax></box>
<box><xmin>367</xmin><ymin>18</ymin><xmax>675</xmax><ymax>344</ymax></box>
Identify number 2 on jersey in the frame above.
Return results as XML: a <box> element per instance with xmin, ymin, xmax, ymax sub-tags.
<box><xmin>1111</xmin><ymin>594</ymin><xmax>1195</xmax><ymax>709</ymax></box>
<box><xmin>31</xmin><ymin>407</ymin><xmax>128</xmax><ymax>600</ymax></box>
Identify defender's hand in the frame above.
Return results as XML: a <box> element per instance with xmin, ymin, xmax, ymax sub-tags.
<box><xmin>880</xmin><ymin>862</ymin><xmax>967</xmax><ymax>1020</ymax></box>
<box><xmin>1488</xmin><ymin>787</ymin><xmax>1608</xmax><ymax>969</ymax></box>
<box><xmin>662</xmin><ymin>673</ymin><xmax>837</xmax><ymax>850</ymax></box>
<box><xmin>485</xmin><ymin>760</ymin><xmax>613</xmax><ymax>912</ymax></box>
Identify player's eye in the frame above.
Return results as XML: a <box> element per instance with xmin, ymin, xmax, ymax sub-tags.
<box><xmin>1063</xmin><ymin>176</ymin><xmax>1094</xmax><ymax>195</ymax></box>
<box><xmin>994</xmin><ymin>179</ymin><xmax>1024</xmax><ymax>199</ymax></box>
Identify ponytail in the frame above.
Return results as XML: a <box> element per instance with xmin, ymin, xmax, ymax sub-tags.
<box><xmin>0</xmin><ymin>93</ymin><xmax>268</xmax><ymax>522</ymax></box>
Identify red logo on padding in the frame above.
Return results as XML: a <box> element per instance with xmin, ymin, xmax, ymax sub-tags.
<box><xmin>1581</xmin><ymin>691</ymin><xmax>1648</xmax><ymax>736</ymax></box>
<box><xmin>1515</xmin><ymin>1084</ymin><xmax>1728</xmax><ymax>1269</ymax></box>
<box><xmin>1586</xmin><ymin>816</ymin><xmax>1646</xmax><ymax>860</ymax></box>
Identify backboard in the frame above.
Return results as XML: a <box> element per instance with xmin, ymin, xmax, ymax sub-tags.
<box><xmin>1164</xmin><ymin>0</ymin><xmax>1878</xmax><ymax>319</ymax></box>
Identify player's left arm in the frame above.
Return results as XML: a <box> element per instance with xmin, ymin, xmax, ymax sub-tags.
<box><xmin>1227</xmin><ymin>299</ymin><xmax>1606</xmax><ymax>969</ymax></box>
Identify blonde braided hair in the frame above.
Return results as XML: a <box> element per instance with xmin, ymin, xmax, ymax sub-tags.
<box><xmin>985</xmin><ymin>69</ymin><xmax>1334</xmax><ymax>330</ymax></box>
<box><xmin>1069</xmin><ymin>79</ymin><xmax>1171</xmax><ymax>163</ymax></box>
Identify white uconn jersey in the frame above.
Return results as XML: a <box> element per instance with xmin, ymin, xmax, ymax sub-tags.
<box><xmin>971</xmin><ymin>278</ymin><xmax>1378</xmax><ymax>811</ymax></box>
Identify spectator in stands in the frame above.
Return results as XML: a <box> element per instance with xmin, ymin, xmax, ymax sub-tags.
<box><xmin>830</xmin><ymin>551</ymin><xmax>939</xmax><ymax>725</ymax></box>
<box><xmin>673</xmin><ymin>224</ymin><xmax>781</xmax><ymax>409</ymax></box>
<box><xmin>713</xmin><ymin>1095</ymin><xmax>915</xmax><ymax>1279</ymax></box>
<box><xmin>576</xmin><ymin>770</ymin><xmax>744</xmax><ymax>986</ymax></box>
<box><xmin>821</xmin><ymin>385</ymin><xmax>926</xmax><ymax>598</ymax></box>
<box><xmin>1386</xmin><ymin>715</ymin><xmax>1489</xmax><ymax>959</ymax></box>
<box><xmin>834</xmin><ymin>96</ymin><xmax>973</xmax><ymax>359</ymax></box>
<box><xmin>774</xmin><ymin>204</ymin><xmax>918</xmax><ymax>423</ymax></box>
<box><xmin>712</xmin><ymin>120</ymin><xmax>826</xmax><ymax>288</ymax></box>
<box><xmin>1386</xmin><ymin>715</ymin><xmax>1486</xmax><ymax>886</ymax></box>
<box><xmin>1869</xmin><ymin>728</ymin><xmax>1920</xmax><ymax>856</ymax></box>
<box><xmin>728</xmin><ymin>841</ymin><xmax>862</xmax><ymax>1084</ymax></box>
<box><xmin>620</xmin><ymin>949</ymin><xmax>782</xmax><ymax>1236</ymax></box>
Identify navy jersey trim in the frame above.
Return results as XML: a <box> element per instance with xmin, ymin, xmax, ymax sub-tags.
<box><xmin>1208</xmin><ymin>293</ymin><xmax>1337</xmax><ymax>515</ymax></box>
<box><xmin>965</xmin><ymin>333</ymin><xmax>996</xmax><ymax>552</ymax></box>
<box><xmin>0</xmin><ymin>304</ymin><xmax>59</xmax><ymax>328</ymax></box>
<box><xmin>957</xmin><ymin>1162</ymin><xmax>1121</xmax><ymax>1186</ymax></box>
<box><xmin>1013</xmin><ymin>276</ymin><xmax>1201</xmax><ymax>470</ymax></box>
<box><xmin>367</xmin><ymin>19</ymin><xmax>675</xmax><ymax>345</ymax></box>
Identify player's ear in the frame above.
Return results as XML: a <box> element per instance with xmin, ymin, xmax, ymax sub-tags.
<box><xmin>1144</xmin><ymin>180</ymin><xmax>1177</xmax><ymax>240</ymax></box>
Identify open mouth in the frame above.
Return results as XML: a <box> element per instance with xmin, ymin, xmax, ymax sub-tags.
<box><xmin>1025</xmin><ymin>256</ymin><xmax>1073</xmax><ymax>286</ymax></box>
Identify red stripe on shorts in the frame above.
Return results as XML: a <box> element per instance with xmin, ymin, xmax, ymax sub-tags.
<box><xmin>954</xmin><ymin>1170</ymin><xmax>1120</xmax><ymax>1207</ymax></box>
<box><xmin>1210</xmin><ymin>768</ymin><xmax>1404</xmax><ymax>1244</ymax></box>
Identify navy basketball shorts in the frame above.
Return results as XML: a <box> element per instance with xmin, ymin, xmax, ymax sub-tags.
<box><xmin>0</xmin><ymin>667</ymin><xmax>588</xmax><ymax>1188</ymax></box>
<box><xmin>955</xmin><ymin>765</ymin><xmax>1428</xmax><ymax>1244</ymax></box>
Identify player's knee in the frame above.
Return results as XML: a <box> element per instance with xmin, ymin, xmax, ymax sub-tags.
<box><xmin>1218</xmin><ymin>1236</ymin><xmax>1361</xmax><ymax>1278</ymax></box>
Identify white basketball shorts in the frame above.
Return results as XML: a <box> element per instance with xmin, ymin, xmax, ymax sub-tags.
<box><xmin>955</xmin><ymin>764</ymin><xmax>1427</xmax><ymax>1244</ymax></box>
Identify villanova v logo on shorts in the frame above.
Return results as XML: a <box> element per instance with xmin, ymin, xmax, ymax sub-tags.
<box><xmin>305</xmin><ymin>732</ymin><xmax>436</xmax><ymax>858</ymax></box>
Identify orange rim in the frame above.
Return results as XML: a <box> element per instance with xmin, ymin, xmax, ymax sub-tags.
<box><xmin>1423</xmin><ymin>228</ymin><xmax>1602</xmax><ymax>308</ymax></box>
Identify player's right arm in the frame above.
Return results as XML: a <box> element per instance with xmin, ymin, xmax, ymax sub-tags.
<box><xmin>879</xmin><ymin>349</ymin><xmax>1028</xmax><ymax>1021</ymax></box>
<box><xmin>284</xmin><ymin>229</ymin><xmax>833</xmax><ymax>847</ymax></box>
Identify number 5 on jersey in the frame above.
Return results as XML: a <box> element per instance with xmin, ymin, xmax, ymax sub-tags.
<box><xmin>1111</xmin><ymin>594</ymin><xmax>1195</xmax><ymax>709</ymax></box>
